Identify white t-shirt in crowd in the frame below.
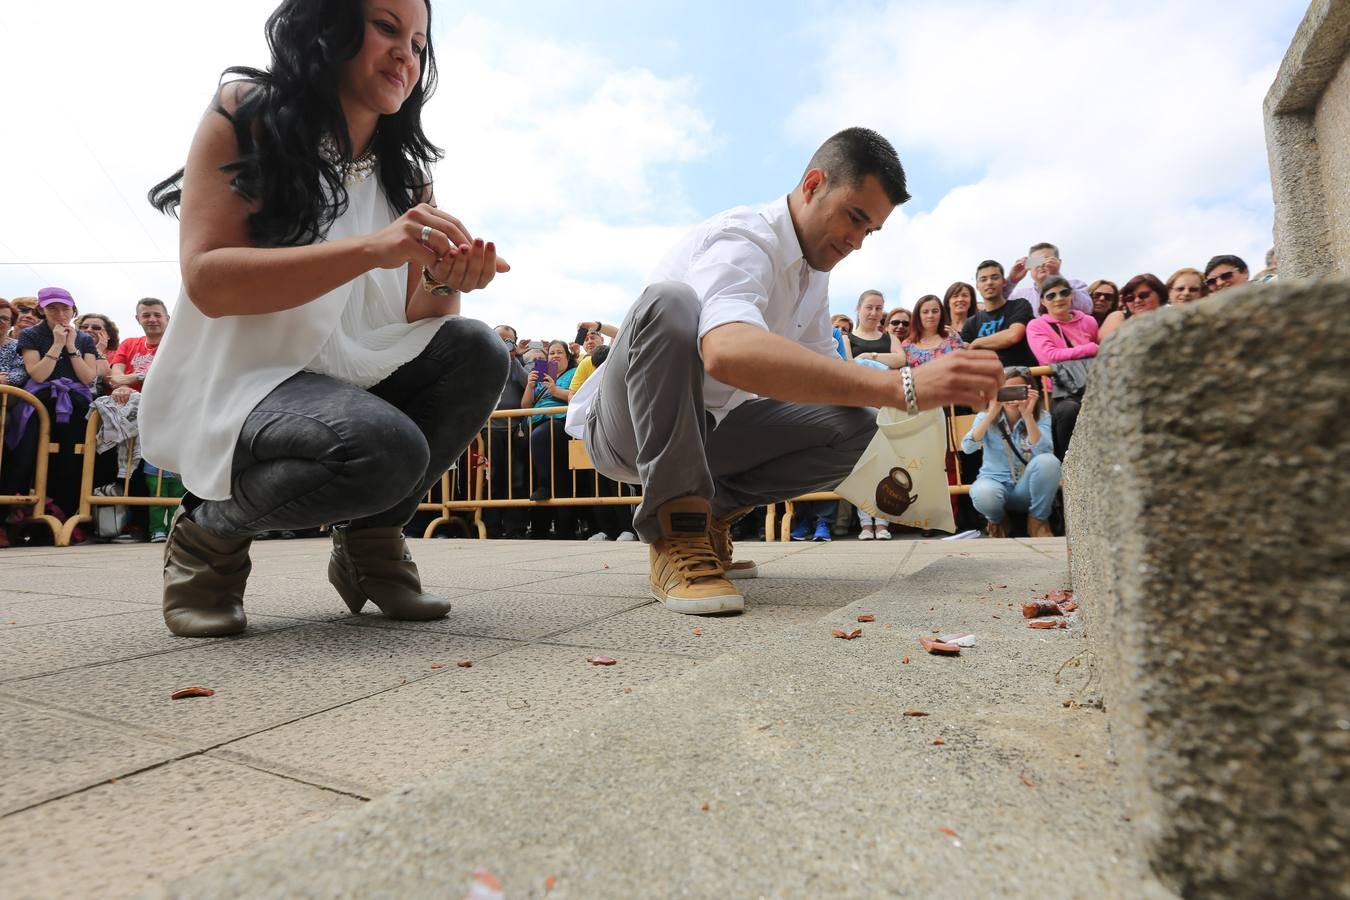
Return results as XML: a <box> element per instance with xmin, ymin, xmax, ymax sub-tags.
<box><xmin>566</xmin><ymin>194</ymin><xmax>837</xmax><ymax>438</ymax></box>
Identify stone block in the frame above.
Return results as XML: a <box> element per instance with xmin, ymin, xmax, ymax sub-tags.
<box><xmin>1264</xmin><ymin>0</ymin><xmax>1350</xmax><ymax>277</ymax></box>
<box><xmin>1063</xmin><ymin>279</ymin><xmax>1350</xmax><ymax>897</ymax></box>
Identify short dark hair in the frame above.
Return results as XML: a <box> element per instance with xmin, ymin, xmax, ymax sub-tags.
<box><xmin>1203</xmin><ymin>254</ymin><xmax>1248</xmax><ymax>277</ymax></box>
<box><xmin>976</xmin><ymin>259</ymin><xmax>1004</xmax><ymax>277</ymax></box>
<box><xmin>1029</xmin><ymin>242</ymin><xmax>1059</xmax><ymax>257</ymax></box>
<box><xmin>804</xmin><ymin>127</ymin><xmax>910</xmax><ymax>206</ymax></box>
<box><xmin>136</xmin><ymin>297</ymin><xmax>168</xmax><ymax>313</ymax></box>
<box><xmin>1038</xmin><ymin>275</ymin><xmax>1071</xmax><ymax>297</ymax></box>
<box><xmin>1120</xmin><ymin>273</ymin><xmax>1169</xmax><ymax>314</ymax></box>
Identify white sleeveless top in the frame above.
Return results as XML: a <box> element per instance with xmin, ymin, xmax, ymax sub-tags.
<box><xmin>140</xmin><ymin>175</ymin><xmax>444</xmax><ymax>500</ymax></box>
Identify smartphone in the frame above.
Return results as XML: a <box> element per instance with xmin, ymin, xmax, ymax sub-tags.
<box><xmin>529</xmin><ymin>339</ymin><xmax>544</xmax><ymax>350</ymax></box>
<box><xmin>575</xmin><ymin>326</ymin><xmax>590</xmax><ymax>345</ymax></box>
<box><xmin>532</xmin><ymin>359</ymin><xmax>549</xmax><ymax>378</ymax></box>
<box><xmin>997</xmin><ymin>384</ymin><xmax>1029</xmax><ymax>402</ymax></box>
<box><xmin>548</xmin><ymin>359</ymin><xmax>562</xmax><ymax>379</ymax></box>
<box><xmin>1026</xmin><ymin>255</ymin><xmax>1046</xmax><ymax>271</ymax></box>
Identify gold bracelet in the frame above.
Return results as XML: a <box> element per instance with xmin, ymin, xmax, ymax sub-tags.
<box><xmin>420</xmin><ymin>267</ymin><xmax>457</xmax><ymax>297</ymax></box>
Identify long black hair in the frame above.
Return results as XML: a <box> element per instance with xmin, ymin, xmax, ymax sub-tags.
<box><xmin>148</xmin><ymin>0</ymin><xmax>442</xmax><ymax>247</ymax></box>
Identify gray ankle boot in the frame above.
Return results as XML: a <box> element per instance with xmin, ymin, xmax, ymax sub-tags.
<box><xmin>162</xmin><ymin>507</ymin><xmax>252</xmax><ymax>637</ymax></box>
<box><xmin>328</xmin><ymin>526</ymin><xmax>452</xmax><ymax>621</ymax></box>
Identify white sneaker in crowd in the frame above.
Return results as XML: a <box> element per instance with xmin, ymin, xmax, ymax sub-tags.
<box><xmin>588</xmin><ymin>532</ymin><xmax>610</xmax><ymax>542</ymax></box>
<box><xmin>616</xmin><ymin>531</ymin><xmax>638</xmax><ymax>542</ymax></box>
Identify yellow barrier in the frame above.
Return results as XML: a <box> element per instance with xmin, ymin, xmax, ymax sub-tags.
<box><xmin>48</xmin><ymin>365</ymin><xmax>1056</xmax><ymax>546</ymax></box>
<box><xmin>0</xmin><ymin>384</ymin><xmax>64</xmax><ymax>544</ymax></box>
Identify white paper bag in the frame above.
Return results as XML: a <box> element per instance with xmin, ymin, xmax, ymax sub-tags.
<box><xmin>834</xmin><ymin>407</ymin><xmax>954</xmax><ymax>533</ymax></box>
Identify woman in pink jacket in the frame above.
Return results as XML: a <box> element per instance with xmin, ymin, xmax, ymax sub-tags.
<box><xmin>1026</xmin><ymin>275</ymin><xmax>1098</xmax><ymax>458</ymax></box>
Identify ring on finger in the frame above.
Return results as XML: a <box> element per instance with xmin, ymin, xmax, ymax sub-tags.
<box><xmin>419</xmin><ymin>224</ymin><xmax>433</xmax><ymax>246</ymax></box>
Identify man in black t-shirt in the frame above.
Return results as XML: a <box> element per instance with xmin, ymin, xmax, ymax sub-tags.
<box><xmin>961</xmin><ymin>259</ymin><xmax>1038</xmax><ymax>369</ymax></box>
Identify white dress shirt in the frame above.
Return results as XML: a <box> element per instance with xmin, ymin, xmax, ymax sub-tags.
<box><xmin>566</xmin><ymin>195</ymin><xmax>836</xmax><ymax>439</ymax></box>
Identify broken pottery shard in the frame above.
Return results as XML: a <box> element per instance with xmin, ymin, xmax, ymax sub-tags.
<box><xmin>920</xmin><ymin>636</ymin><xmax>961</xmax><ymax>655</ymax></box>
<box><xmin>1022</xmin><ymin>600</ymin><xmax>1063</xmax><ymax>618</ymax></box>
<box><xmin>586</xmin><ymin>656</ymin><xmax>618</xmax><ymax>666</ymax></box>
<box><xmin>169</xmin><ymin>686</ymin><xmax>215</xmax><ymax>700</ymax></box>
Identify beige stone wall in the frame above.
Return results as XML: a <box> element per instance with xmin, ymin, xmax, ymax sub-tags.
<box><xmin>1314</xmin><ymin>54</ymin><xmax>1350</xmax><ymax>274</ymax></box>
<box><xmin>1264</xmin><ymin>0</ymin><xmax>1350</xmax><ymax>278</ymax></box>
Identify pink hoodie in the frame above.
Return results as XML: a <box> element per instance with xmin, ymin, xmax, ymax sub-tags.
<box><xmin>1026</xmin><ymin>310</ymin><xmax>1099</xmax><ymax>364</ymax></box>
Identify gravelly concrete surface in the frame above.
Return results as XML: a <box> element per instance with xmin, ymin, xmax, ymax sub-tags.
<box><xmin>3</xmin><ymin>536</ymin><xmax>1161</xmax><ymax>898</ymax></box>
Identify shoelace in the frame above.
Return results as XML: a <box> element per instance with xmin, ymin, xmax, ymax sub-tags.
<box><xmin>666</xmin><ymin>535</ymin><xmax>725</xmax><ymax>580</ymax></box>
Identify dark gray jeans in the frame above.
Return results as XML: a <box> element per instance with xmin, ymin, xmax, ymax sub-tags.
<box><xmin>584</xmin><ymin>281</ymin><xmax>878</xmax><ymax>542</ymax></box>
<box><xmin>192</xmin><ymin>318</ymin><xmax>508</xmax><ymax>539</ymax></box>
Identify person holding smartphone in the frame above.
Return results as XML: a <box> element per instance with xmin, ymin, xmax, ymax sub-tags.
<box><xmin>521</xmin><ymin>340</ymin><xmax>578</xmax><ymax>537</ymax></box>
<box><xmin>139</xmin><ymin>0</ymin><xmax>510</xmax><ymax>637</ymax></box>
<box><xmin>960</xmin><ymin>370</ymin><xmax>1059</xmax><ymax>538</ymax></box>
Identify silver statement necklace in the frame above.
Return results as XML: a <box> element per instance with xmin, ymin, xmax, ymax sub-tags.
<box><xmin>318</xmin><ymin>134</ymin><xmax>377</xmax><ymax>187</ymax></box>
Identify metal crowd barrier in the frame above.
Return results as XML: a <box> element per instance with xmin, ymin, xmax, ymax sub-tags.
<box><xmin>0</xmin><ymin>384</ymin><xmax>64</xmax><ymax>544</ymax></box>
<box><xmin>38</xmin><ymin>365</ymin><xmax>1053</xmax><ymax>547</ymax></box>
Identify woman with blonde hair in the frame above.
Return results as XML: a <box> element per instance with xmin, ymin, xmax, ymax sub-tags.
<box><xmin>1165</xmin><ymin>267</ymin><xmax>1207</xmax><ymax>304</ymax></box>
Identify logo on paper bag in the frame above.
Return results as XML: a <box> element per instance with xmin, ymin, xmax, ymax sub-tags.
<box><xmin>874</xmin><ymin>466</ymin><xmax>918</xmax><ymax>518</ymax></box>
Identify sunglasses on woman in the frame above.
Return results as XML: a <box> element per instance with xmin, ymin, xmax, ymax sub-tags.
<box><xmin>888</xmin><ymin>319</ymin><xmax>909</xmax><ymax>328</ymax></box>
<box><xmin>1204</xmin><ymin>270</ymin><xmax>1238</xmax><ymax>289</ymax></box>
<box><xmin>1090</xmin><ymin>291</ymin><xmax>1115</xmax><ymax>301</ymax></box>
<box><xmin>1042</xmin><ymin>289</ymin><xmax>1074</xmax><ymax>301</ymax></box>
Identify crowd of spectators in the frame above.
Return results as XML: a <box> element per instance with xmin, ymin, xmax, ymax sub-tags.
<box><xmin>0</xmin><ymin>245</ymin><xmax>1271</xmax><ymax>547</ymax></box>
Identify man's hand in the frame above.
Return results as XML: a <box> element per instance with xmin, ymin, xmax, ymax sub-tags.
<box><xmin>517</xmin><ymin>339</ymin><xmax>532</xmax><ymax>355</ymax></box>
<box><xmin>909</xmin><ymin>349</ymin><xmax>1004</xmax><ymax>411</ymax></box>
<box><xmin>1008</xmin><ymin>257</ymin><xmax>1028</xmax><ymax>285</ymax></box>
<box><xmin>112</xmin><ymin>386</ymin><xmax>133</xmax><ymax>405</ymax></box>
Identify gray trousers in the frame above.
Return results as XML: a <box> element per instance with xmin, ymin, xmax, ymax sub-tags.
<box><xmin>584</xmin><ymin>282</ymin><xmax>877</xmax><ymax>543</ymax></box>
<box><xmin>192</xmin><ymin>318</ymin><xmax>508</xmax><ymax>539</ymax></box>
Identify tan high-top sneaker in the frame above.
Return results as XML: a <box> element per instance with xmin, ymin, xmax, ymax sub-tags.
<box><xmin>709</xmin><ymin>506</ymin><xmax>758</xmax><ymax>580</ymax></box>
<box><xmin>649</xmin><ymin>496</ymin><xmax>744</xmax><ymax>615</ymax></box>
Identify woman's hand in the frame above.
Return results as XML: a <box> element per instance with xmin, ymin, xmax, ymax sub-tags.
<box><xmin>1018</xmin><ymin>389</ymin><xmax>1040</xmax><ymax>418</ymax></box>
<box><xmin>987</xmin><ymin>392</ymin><xmax>1003</xmax><ymax>414</ymax></box>
<box><xmin>526</xmin><ymin>370</ymin><xmax>539</xmax><ymax>387</ymax></box>
<box><xmin>425</xmin><ymin>237</ymin><xmax>506</xmax><ymax>294</ymax></box>
<box><xmin>541</xmin><ymin>374</ymin><xmax>559</xmax><ymax>396</ymax></box>
<box><xmin>93</xmin><ymin>331</ymin><xmax>108</xmax><ymax>354</ymax></box>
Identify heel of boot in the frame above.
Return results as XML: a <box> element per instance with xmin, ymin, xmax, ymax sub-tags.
<box><xmin>327</xmin><ymin>553</ymin><xmax>368</xmax><ymax>614</ymax></box>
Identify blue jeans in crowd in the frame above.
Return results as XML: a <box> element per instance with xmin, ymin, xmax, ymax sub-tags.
<box><xmin>969</xmin><ymin>454</ymin><xmax>1061</xmax><ymax>524</ymax></box>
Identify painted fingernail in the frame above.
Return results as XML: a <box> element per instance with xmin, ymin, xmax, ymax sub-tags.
<box><xmin>486</xmin><ymin>241</ymin><xmax>495</xmax><ymax>252</ymax></box>
<box><xmin>474</xmin><ymin>238</ymin><xmax>484</xmax><ymax>248</ymax></box>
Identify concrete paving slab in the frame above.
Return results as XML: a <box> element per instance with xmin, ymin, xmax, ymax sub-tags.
<box><xmin>0</xmin><ymin>594</ymin><xmax>150</xmax><ymax>628</ymax></box>
<box><xmin>174</xmin><ymin>551</ymin><xmax>1166</xmax><ymax>899</ymax></box>
<box><xmin>343</xmin><ymin>588</ymin><xmax>648</xmax><ymax>642</ymax></box>
<box><xmin>0</xmin><ymin>566</ymin><xmax>167</xmax><ymax>602</ymax></box>
<box><xmin>0</xmin><ymin>697</ymin><xmax>184</xmax><ymax>815</ymax></box>
<box><xmin>414</xmin><ymin>561</ymin><xmax>567</xmax><ymax>591</ymax></box>
<box><xmin>212</xmin><ymin>643</ymin><xmax>703</xmax><ymax>798</ymax></box>
<box><xmin>0</xmin><ymin>755</ymin><xmax>359</xmax><ymax>900</ymax></box>
<box><xmin>7</xmin><ymin>622</ymin><xmax>520</xmax><ymax>747</ymax></box>
<box><xmin>511</xmin><ymin>570</ymin><xmax>656</xmax><ymax>599</ymax></box>
<box><xmin>0</xmin><ymin>611</ymin><xmax>301</xmax><ymax>682</ymax></box>
<box><xmin>740</xmin><ymin>575</ymin><xmax>889</xmax><ymax>608</ymax></box>
<box><xmin>548</xmin><ymin>602</ymin><xmax>836</xmax><ymax>658</ymax></box>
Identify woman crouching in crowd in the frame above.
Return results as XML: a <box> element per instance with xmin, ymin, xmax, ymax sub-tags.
<box><xmin>139</xmin><ymin>0</ymin><xmax>509</xmax><ymax>636</ymax></box>
<box><xmin>960</xmin><ymin>369</ymin><xmax>1060</xmax><ymax>538</ymax></box>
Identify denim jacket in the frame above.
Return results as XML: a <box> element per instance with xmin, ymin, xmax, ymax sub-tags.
<box><xmin>961</xmin><ymin>410</ymin><xmax>1053</xmax><ymax>483</ymax></box>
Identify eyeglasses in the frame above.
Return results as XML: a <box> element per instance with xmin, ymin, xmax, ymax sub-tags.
<box><xmin>82</xmin><ymin>323</ymin><xmax>106</xmax><ymax>331</ymax></box>
<box><xmin>1204</xmin><ymin>270</ymin><xmax>1238</xmax><ymax>289</ymax></box>
<box><xmin>1090</xmin><ymin>291</ymin><xmax>1116</xmax><ymax>301</ymax></box>
<box><xmin>1042</xmin><ymin>289</ymin><xmax>1073</xmax><ymax>301</ymax></box>
<box><xmin>1125</xmin><ymin>290</ymin><xmax>1156</xmax><ymax>303</ymax></box>
<box><xmin>888</xmin><ymin>319</ymin><xmax>910</xmax><ymax>328</ymax></box>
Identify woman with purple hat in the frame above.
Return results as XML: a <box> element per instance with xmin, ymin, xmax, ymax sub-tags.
<box><xmin>4</xmin><ymin>287</ymin><xmax>99</xmax><ymax>524</ymax></box>
<box><xmin>140</xmin><ymin>0</ymin><xmax>509</xmax><ymax>637</ymax></box>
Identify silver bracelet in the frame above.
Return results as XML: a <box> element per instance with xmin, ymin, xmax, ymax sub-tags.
<box><xmin>900</xmin><ymin>366</ymin><xmax>919</xmax><ymax>413</ymax></box>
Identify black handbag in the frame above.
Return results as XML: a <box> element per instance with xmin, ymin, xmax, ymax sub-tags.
<box><xmin>1048</xmin><ymin>322</ymin><xmax>1092</xmax><ymax>401</ymax></box>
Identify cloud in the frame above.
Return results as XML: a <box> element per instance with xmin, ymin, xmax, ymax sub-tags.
<box><xmin>790</xmin><ymin>0</ymin><xmax>1290</xmax><ymax>312</ymax></box>
<box><xmin>0</xmin><ymin>3</ymin><xmax>712</xmax><ymax>344</ymax></box>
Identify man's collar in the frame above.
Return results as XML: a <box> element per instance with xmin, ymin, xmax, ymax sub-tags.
<box><xmin>761</xmin><ymin>195</ymin><xmax>806</xmax><ymax>270</ymax></box>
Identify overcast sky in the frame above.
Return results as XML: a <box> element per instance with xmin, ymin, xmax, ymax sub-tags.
<box><xmin>0</xmin><ymin>0</ymin><xmax>1306</xmax><ymax>342</ymax></box>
